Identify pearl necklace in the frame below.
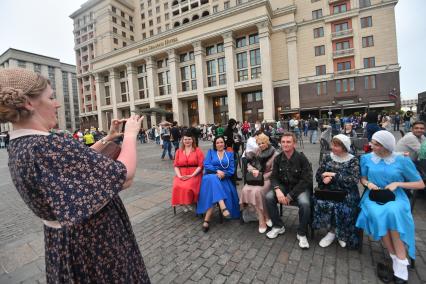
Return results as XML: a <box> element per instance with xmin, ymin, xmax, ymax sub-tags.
<box><xmin>217</xmin><ymin>150</ymin><xmax>230</xmax><ymax>169</ymax></box>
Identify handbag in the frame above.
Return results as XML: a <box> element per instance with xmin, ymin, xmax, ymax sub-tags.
<box><xmin>99</xmin><ymin>142</ymin><xmax>121</xmax><ymax>160</ymax></box>
<box><xmin>314</xmin><ymin>186</ymin><xmax>346</xmax><ymax>202</ymax></box>
<box><xmin>245</xmin><ymin>171</ymin><xmax>264</xmax><ymax>186</ymax></box>
<box><xmin>369</xmin><ymin>189</ymin><xmax>395</xmax><ymax>205</ymax></box>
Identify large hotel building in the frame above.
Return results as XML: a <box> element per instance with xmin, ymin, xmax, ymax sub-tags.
<box><xmin>0</xmin><ymin>48</ymin><xmax>80</xmax><ymax>132</ymax></box>
<box><xmin>71</xmin><ymin>0</ymin><xmax>400</xmax><ymax>130</ymax></box>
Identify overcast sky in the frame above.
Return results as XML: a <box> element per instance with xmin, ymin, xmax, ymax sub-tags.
<box><xmin>0</xmin><ymin>0</ymin><xmax>425</xmax><ymax>99</ymax></box>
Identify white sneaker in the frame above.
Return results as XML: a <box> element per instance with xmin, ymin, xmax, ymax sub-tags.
<box><xmin>266</xmin><ymin>226</ymin><xmax>285</xmax><ymax>239</ymax></box>
<box><xmin>183</xmin><ymin>206</ymin><xmax>189</xmax><ymax>213</ymax></box>
<box><xmin>297</xmin><ymin>234</ymin><xmax>310</xmax><ymax>249</ymax></box>
<box><xmin>338</xmin><ymin>240</ymin><xmax>346</xmax><ymax>248</ymax></box>
<box><xmin>319</xmin><ymin>232</ymin><xmax>336</xmax><ymax>248</ymax></box>
<box><xmin>266</xmin><ymin>219</ymin><xmax>273</xmax><ymax>228</ymax></box>
<box><xmin>259</xmin><ymin>227</ymin><xmax>267</xmax><ymax>234</ymax></box>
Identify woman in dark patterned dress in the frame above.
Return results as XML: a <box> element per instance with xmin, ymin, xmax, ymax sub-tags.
<box><xmin>313</xmin><ymin>134</ymin><xmax>360</xmax><ymax>249</ymax></box>
<box><xmin>0</xmin><ymin>69</ymin><xmax>150</xmax><ymax>283</ymax></box>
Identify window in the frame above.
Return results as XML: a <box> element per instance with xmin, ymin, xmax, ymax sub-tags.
<box><xmin>142</xmin><ymin>33</ymin><xmax>146</xmax><ymax>39</ymax></box>
<box><xmin>250</xmin><ymin>49</ymin><xmax>261</xmax><ymax>79</ymax></box>
<box><xmin>122</xmin><ymin>31</ymin><xmax>126</xmax><ymax>37</ymax></box>
<box><xmin>181</xmin><ymin>64</ymin><xmax>196</xmax><ymax>91</ymax></box>
<box><xmin>224</xmin><ymin>1</ymin><xmax>230</xmax><ymax>9</ymax></box>
<box><xmin>156</xmin><ymin>6</ymin><xmax>160</xmax><ymax>13</ymax></box>
<box><xmin>362</xmin><ymin>36</ymin><xmax>374</xmax><ymax>47</ymax></box>
<box><xmin>113</xmin><ymin>27</ymin><xmax>117</xmax><ymax>33</ymax></box>
<box><xmin>316</xmin><ymin>82</ymin><xmax>327</xmax><ymax>96</ymax></box>
<box><xmin>334</xmin><ymin>22</ymin><xmax>349</xmax><ymax>32</ymax></box>
<box><xmin>312</xmin><ymin>9</ymin><xmax>323</xmax><ymax>19</ymax></box>
<box><xmin>164</xmin><ymin>3</ymin><xmax>168</xmax><ymax>9</ymax></box>
<box><xmin>166</xmin><ymin>24</ymin><xmax>170</xmax><ymax>30</ymax></box>
<box><xmin>112</xmin><ymin>6</ymin><xmax>116</xmax><ymax>13</ymax></box>
<box><xmin>120</xmin><ymin>81</ymin><xmax>128</xmax><ymax>102</ymax></box>
<box><xmin>148</xmin><ymin>10</ymin><xmax>152</xmax><ymax>16</ymax></box>
<box><xmin>165</xmin><ymin>13</ymin><xmax>169</xmax><ymax>20</ymax></box>
<box><xmin>361</xmin><ymin>16</ymin><xmax>372</xmax><ymax>28</ymax></box>
<box><xmin>149</xmin><ymin>20</ymin><xmax>153</xmax><ymax>26</ymax></box>
<box><xmin>142</xmin><ymin>23</ymin><xmax>146</xmax><ymax>29</ymax></box>
<box><xmin>130</xmin><ymin>26</ymin><xmax>134</xmax><ymax>32</ymax></box>
<box><xmin>359</xmin><ymin>0</ymin><xmax>371</xmax><ymax>8</ymax></box>
<box><xmin>336</xmin><ymin>78</ymin><xmax>355</xmax><ymax>93</ymax></box>
<box><xmin>138</xmin><ymin>77</ymin><xmax>148</xmax><ymax>99</ymax></box>
<box><xmin>158</xmin><ymin>71</ymin><xmax>170</xmax><ymax>96</ymax></box>
<box><xmin>363</xmin><ymin>57</ymin><xmax>375</xmax><ymax>68</ymax></box>
<box><xmin>121</xmin><ymin>21</ymin><xmax>126</xmax><ymax>27</ymax></box>
<box><xmin>236</xmin><ymin>37</ymin><xmax>246</xmax><ymax>48</ymax></box>
<box><xmin>157</xmin><ymin>60</ymin><xmax>164</xmax><ymax>68</ymax></box>
<box><xmin>207</xmin><ymin>60</ymin><xmax>217</xmax><ymax>87</ymax></box>
<box><xmin>316</xmin><ymin>65</ymin><xmax>326</xmax><ymax>75</ymax></box>
<box><xmin>313</xmin><ymin>27</ymin><xmax>324</xmax><ymax>38</ymax></box>
<box><xmin>213</xmin><ymin>5</ymin><xmax>218</xmax><ymax>13</ymax></box>
<box><xmin>315</xmin><ymin>45</ymin><xmax>325</xmax><ymax>56</ymax></box>
<box><xmin>105</xmin><ymin>86</ymin><xmax>111</xmax><ymax>104</ymax></box>
<box><xmin>129</xmin><ymin>16</ymin><xmax>133</xmax><ymax>22</ymax></box>
<box><xmin>236</xmin><ymin>52</ymin><xmax>248</xmax><ymax>81</ymax></box>
<box><xmin>157</xmin><ymin>27</ymin><xmax>161</xmax><ymax>33</ymax></box>
<box><xmin>217</xmin><ymin>43</ymin><xmax>224</xmax><ymax>53</ymax></box>
<box><xmin>333</xmin><ymin>3</ymin><xmax>347</xmax><ymax>14</ymax></box>
<box><xmin>157</xmin><ymin>16</ymin><xmax>161</xmax><ymax>23</ymax></box>
<box><xmin>336</xmin><ymin>41</ymin><xmax>350</xmax><ymax>50</ymax></box>
<box><xmin>364</xmin><ymin>75</ymin><xmax>376</xmax><ymax>89</ymax></box>
<box><xmin>141</xmin><ymin>13</ymin><xmax>145</xmax><ymax>19</ymax></box>
<box><xmin>123</xmin><ymin>42</ymin><xmax>127</xmax><ymax>47</ymax></box>
<box><xmin>113</xmin><ymin>38</ymin><xmax>118</xmax><ymax>44</ymax></box>
<box><xmin>141</xmin><ymin>3</ymin><xmax>144</xmax><ymax>10</ymax></box>
<box><xmin>148</xmin><ymin>0</ymin><xmax>152</xmax><ymax>6</ymax></box>
<box><xmin>137</xmin><ymin>65</ymin><xmax>146</xmax><ymax>73</ymax></box>
<box><xmin>206</xmin><ymin>46</ymin><xmax>216</xmax><ymax>56</ymax></box>
<box><xmin>121</xmin><ymin>11</ymin><xmax>125</xmax><ymax>17</ymax></box>
<box><xmin>130</xmin><ymin>35</ymin><xmax>134</xmax><ymax>41</ymax></box>
<box><xmin>112</xmin><ymin>16</ymin><xmax>117</xmax><ymax>23</ymax></box>
<box><xmin>249</xmin><ymin>33</ymin><xmax>259</xmax><ymax>45</ymax></box>
<box><xmin>337</xmin><ymin>61</ymin><xmax>351</xmax><ymax>71</ymax></box>
<box><xmin>218</xmin><ymin>57</ymin><xmax>226</xmax><ymax>85</ymax></box>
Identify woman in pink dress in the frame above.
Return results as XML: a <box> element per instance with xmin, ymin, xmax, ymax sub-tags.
<box><xmin>171</xmin><ymin>132</ymin><xmax>204</xmax><ymax>212</ymax></box>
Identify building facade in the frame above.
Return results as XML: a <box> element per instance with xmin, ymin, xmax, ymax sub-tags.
<box><xmin>70</xmin><ymin>0</ymin><xmax>400</xmax><ymax>130</ymax></box>
<box><xmin>400</xmin><ymin>99</ymin><xmax>417</xmax><ymax>113</ymax></box>
<box><xmin>0</xmin><ymin>48</ymin><xmax>80</xmax><ymax>132</ymax></box>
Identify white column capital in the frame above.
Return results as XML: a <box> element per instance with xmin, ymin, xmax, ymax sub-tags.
<box><xmin>126</xmin><ymin>63</ymin><xmax>137</xmax><ymax>74</ymax></box>
<box><xmin>256</xmin><ymin>21</ymin><xmax>271</xmax><ymax>37</ymax></box>
<box><xmin>167</xmin><ymin>49</ymin><xmax>177</xmax><ymax>58</ymax></box>
<box><xmin>94</xmin><ymin>73</ymin><xmax>102</xmax><ymax>83</ymax></box>
<box><xmin>222</xmin><ymin>31</ymin><xmax>234</xmax><ymax>44</ymax></box>
<box><xmin>145</xmin><ymin>56</ymin><xmax>155</xmax><ymax>68</ymax></box>
<box><xmin>108</xmin><ymin>68</ymin><xmax>118</xmax><ymax>78</ymax></box>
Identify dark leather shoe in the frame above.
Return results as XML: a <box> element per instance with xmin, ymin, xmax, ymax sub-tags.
<box><xmin>376</xmin><ymin>263</ymin><xmax>393</xmax><ymax>283</ymax></box>
<box><xmin>202</xmin><ymin>221</ymin><xmax>209</xmax><ymax>233</ymax></box>
<box><xmin>393</xmin><ymin>276</ymin><xmax>407</xmax><ymax>284</ymax></box>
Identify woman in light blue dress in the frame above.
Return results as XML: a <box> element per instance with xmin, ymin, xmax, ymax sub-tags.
<box><xmin>356</xmin><ymin>131</ymin><xmax>424</xmax><ymax>283</ymax></box>
<box><xmin>197</xmin><ymin>136</ymin><xmax>240</xmax><ymax>232</ymax></box>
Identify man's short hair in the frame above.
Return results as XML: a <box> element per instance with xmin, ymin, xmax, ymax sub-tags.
<box><xmin>281</xmin><ymin>132</ymin><xmax>297</xmax><ymax>143</ymax></box>
<box><xmin>412</xmin><ymin>121</ymin><xmax>425</xmax><ymax>128</ymax></box>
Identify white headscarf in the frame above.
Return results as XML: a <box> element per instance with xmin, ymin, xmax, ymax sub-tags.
<box><xmin>333</xmin><ymin>134</ymin><xmax>351</xmax><ymax>152</ymax></box>
<box><xmin>372</xmin><ymin>130</ymin><xmax>395</xmax><ymax>152</ymax></box>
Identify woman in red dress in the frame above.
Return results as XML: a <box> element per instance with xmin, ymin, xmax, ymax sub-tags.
<box><xmin>172</xmin><ymin>132</ymin><xmax>204</xmax><ymax>212</ymax></box>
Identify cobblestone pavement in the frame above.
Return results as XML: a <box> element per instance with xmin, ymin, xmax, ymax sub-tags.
<box><xmin>1</xmin><ymin>134</ymin><xmax>426</xmax><ymax>283</ymax></box>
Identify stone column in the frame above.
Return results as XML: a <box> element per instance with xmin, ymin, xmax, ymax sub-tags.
<box><xmin>193</xmin><ymin>41</ymin><xmax>208</xmax><ymax>124</ymax></box>
<box><xmin>146</xmin><ymin>57</ymin><xmax>158</xmax><ymax>126</ymax></box>
<box><xmin>126</xmin><ymin>63</ymin><xmax>137</xmax><ymax>113</ymax></box>
<box><xmin>94</xmin><ymin>73</ymin><xmax>105</xmax><ymax>130</ymax></box>
<box><xmin>258</xmin><ymin>21</ymin><xmax>275</xmax><ymax>122</ymax></box>
<box><xmin>285</xmin><ymin>26</ymin><xmax>300</xmax><ymax>110</ymax></box>
<box><xmin>168</xmin><ymin>49</ymin><xmax>183</xmax><ymax>124</ymax></box>
<box><xmin>108</xmin><ymin>68</ymin><xmax>119</xmax><ymax>119</ymax></box>
<box><xmin>223</xmin><ymin>31</ymin><xmax>239</xmax><ymax>121</ymax></box>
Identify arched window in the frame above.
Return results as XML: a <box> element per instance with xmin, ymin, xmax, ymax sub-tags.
<box><xmin>192</xmin><ymin>14</ymin><xmax>199</xmax><ymax>21</ymax></box>
<box><xmin>182</xmin><ymin>18</ymin><xmax>190</xmax><ymax>24</ymax></box>
<box><xmin>174</xmin><ymin>21</ymin><xmax>180</xmax><ymax>27</ymax></box>
<box><xmin>201</xmin><ymin>11</ymin><xmax>210</xmax><ymax>17</ymax></box>
<box><xmin>172</xmin><ymin>0</ymin><xmax>179</xmax><ymax>5</ymax></box>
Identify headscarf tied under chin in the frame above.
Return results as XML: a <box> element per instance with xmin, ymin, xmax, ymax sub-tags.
<box><xmin>371</xmin><ymin>130</ymin><xmax>395</xmax><ymax>152</ymax></box>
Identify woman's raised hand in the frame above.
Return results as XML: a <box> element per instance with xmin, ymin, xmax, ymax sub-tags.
<box><xmin>124</xmin><ymin>115</ymin><xmax>144</xmax><ymax>137</ymax></box>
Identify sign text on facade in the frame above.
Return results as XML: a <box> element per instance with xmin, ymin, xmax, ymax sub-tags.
<box><xmin>138</xmin><ymin>38</ymin><xmax>178</xmax><ymax>54</ymax></box>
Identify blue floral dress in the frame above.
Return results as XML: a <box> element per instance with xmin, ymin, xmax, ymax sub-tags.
<box><xmin>356</xmin><ymin>153</ymin><xmax>421</xmax><ymax>259</ymax></box>
<box><xmin>313</xmin><ymin>153</ymin><xmax>360</xmax><ymax>248</ymax></box>
<box><xmin>196</xmin><ymin>149</ymin><xmax>240</xmax><ymax>218</ymax></box>
<box><xmin>8</xmin><ymin>131</ymin><xmax>150</xmax><ymax>283</ymax></box>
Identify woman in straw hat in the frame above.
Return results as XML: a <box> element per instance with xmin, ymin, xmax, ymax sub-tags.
<box><xmin>0</xmin><ymin>69</ymin><xmax>150</xmax><ymax>283</ymax></box>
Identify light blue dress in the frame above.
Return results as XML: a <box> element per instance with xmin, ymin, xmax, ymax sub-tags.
<box><xmin>356</xmin><ymin>153</ymin><xmax>421</xmax><ymax>259</ymax></box>
<box><xmin>196</xmin><ymin>149</ymin><xmax>240</xmax><ymax>218</ymax></box>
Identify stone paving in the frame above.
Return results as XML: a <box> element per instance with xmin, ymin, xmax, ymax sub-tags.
<box><xmin>1</xmin><ymin>134</ymin><xmax>426</xmax><ymax>283</ymax></box>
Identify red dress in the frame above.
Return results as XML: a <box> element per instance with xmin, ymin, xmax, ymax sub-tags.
<box><xmin>171</xmin><ymin>147</ymin><xmax>204</xmax><ymax>205</ymax></box>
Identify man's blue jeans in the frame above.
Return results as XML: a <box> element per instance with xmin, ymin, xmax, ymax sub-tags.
<box><xmin>161</xmin><ymin>140</ymin><xmax>173</xmax><ymax>159</ymax></box>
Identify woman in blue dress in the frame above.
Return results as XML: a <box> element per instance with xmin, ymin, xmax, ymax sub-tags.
<box><xmin>197</xmin><ymin>136</ymin><xmax>240</xmax><ymax>232</ymax></box>
<box><xmin>356</xmin><ymin>130</ymin><xmax>424</xmax><ymax>283</ymax></box>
